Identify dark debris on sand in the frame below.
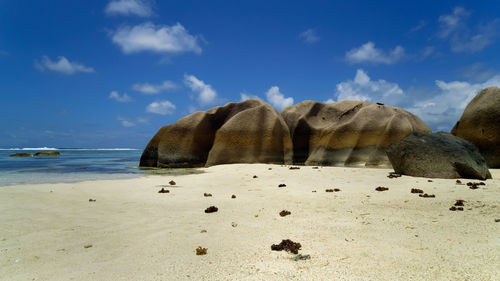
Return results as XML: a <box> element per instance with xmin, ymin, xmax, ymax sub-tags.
<box><xmin>253</xmin><ymin>175</ymin><xmax>258</xmax><ymax>178</ymax></box>
<box><xmin>271</xmin><ymin>239</ymin><xmax>302</xmax><ymax>254</ymax></box>
<box><xmin>231</xmin><ymin>194</ymin><xmax>236</xmax><ymax>199</ymax></box>
<box><xmin>289</xmin><ymin>166</ymin><xmax>300</xmax><ymax>170</ymax></box>
<box><xmin>419</xmin><ymin>193</ymin><xmax>435</xmax><ymax>198</ymax></box>
<box><xmin>279</xmin><ymin>210</ymin><xmax>291</xmax><ymax>217</ymax></box>
<box><xmin>411</xmin><ymin>188</ymin><xmax>424</xmax><ymax>194</ymax></box>
<box><xmin>278</xmin><ymin>184</ymin><xmax>286</xmax><ymax>188</ymax></box>
<box><xmin>88</xmin><ymin>198</ymin><xmax>96</xmax><ymax>202</ymax></box>
<box><xmin>169</xmin><ymin>180</ymin><xmax>176</xmax><ymax>185</ymax></box>
<box><xmin>196</xmin><ymin>246</ymin><xmax>207</xmax><ymax>255</ymax></box>
<box><xmin>387</xmin><ymin>172</ymin><xmax>402</xmax><ymax>178</ymax></box>
<box><xmin>450</xmin><ymin>206</ymin><xmax>464</xmax><ymax>211</ymax></box>
<box><xmin>326</xmin><ymin>188</ymin><xmax>341</xmax><ymax>192</ymax></box>
<box><xmin>204</xmin><ymin>206</ymin><xmax>218</xmax><ymax>213</ymax></box>
<box><xmin>467</xmin><ymin>182</ymin><xmax>485</xmax><ymax>189</ymax></box>
<box><xmin>375</xmin><ymin>186</ymin><xmax>389</xmax><ymax>191</ymax></box>
<box><xmin>454</xmin><ymin>199</ymin><xmax>465</xmax><ymax>206</ymax></box>
<box><xmin>158</xmin><ymin>188</ymin><xmax>170</xmax><ymax>193</ymax></box>
<box><xmin>204</xmin><ymin>193</ymin><xmax>212</xmax><ymax>197</ymax></box>
<box><xmin>456</xmin><ymin>180</ymin><xmax>463</xmax><ymax>185</ymax></box>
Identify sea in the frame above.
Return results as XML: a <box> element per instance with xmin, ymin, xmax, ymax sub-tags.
<box><xmin>0</xmin><ymin>148</ymin><xmax>200</xmax><ymax>186</ymax></box>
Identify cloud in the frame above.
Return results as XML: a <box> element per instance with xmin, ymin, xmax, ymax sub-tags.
<box><xmin>240</xmin><ymin>92</ymin><xmax>260</xmax><ymax>101</ymax></box>
<box><xmin>408</xmin><ymin>75</ymin><xmax>500</xmax><ymax>131</ymax></box>
<box><xmin>409</xmin><ymin>20</ymin><xmax>427</xmax><ymax>33</ymax></box>
<box><xmin>438</xmin><ymin>7</ymin><xmax>500</xmax><ymax>53</ymax></box>
<box><xmin>330</xmin><ymin>69</ymin><xmax>500</xmax><ymax>131</ymax></box>
<box><xmin>184</xmin><ymin>74</ymin><xmax>217</xmax><ymax>106</ymax></box>
<box><xmin>335</xmin><ymin>69</ymin><xmax>404</xmax><ymax>103</ymax></box>
<box><xmin>34</xmin><ymin>56</ymin><xmax>94</xmax><ymax>75</ymax></box>
<box><xmin>299</xmin><ymin>29</ymin><xmax>320</xmax><ymax>44</ymax></box>
<box><xmin>117</xmin><ymin>116</ymin><xmax>136</xmax><ymax>127</ymax></box>
<box><xmin>345</xmin><ymin>42</ymin><xmax>405</xmax><ymax>64</ymax></box>
<box><xmin>105</xmin><ymin>0</ymin><xmax>154</xmax><ymax>17</ymax></box>
<box><xmin>266</xmin><ymin>86</ymin><xmax>294</xmax><ymax>110</ymax></box>
<box><xmin>146</xmin><ymin>100</ymin><xmax>176</xmax><ymax>115</ymax></box>
<box><xmin>109</xmin><ymin>91</ymin><xmax>133</xmax><ymax>102</ymax></box>
<box><xmin>111</xmin><ymin>22</ymin><xmax>202</xmax><ymax>55</ymax></box>
<box><xmin>132</xmin><ymin>80</ymin><xmax>177</xmax><ymax>94</ymax></box>
<box><xmin>117</xmin><ymin>116</ymin><xmax>148</xmax><ymax>127</ymax></box>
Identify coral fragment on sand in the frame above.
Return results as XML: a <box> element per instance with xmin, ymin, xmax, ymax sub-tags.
<box><xmin>196</xmin><ymin>246</ymin><xmax>207</xmax><ymax>255</ymax></box>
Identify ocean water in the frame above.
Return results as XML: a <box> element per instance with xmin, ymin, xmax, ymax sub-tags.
<box><xmin>0</xmin><ymin>148</ymin><xmax>201</xmax><ymax>186</ymax></box>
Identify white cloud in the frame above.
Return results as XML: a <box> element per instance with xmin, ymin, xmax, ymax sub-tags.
<box><xmin>408</xmin><ymin>75</ymin><xmax>500</xmax><ymax>131</ymax></box>
<box><xmin>240</xmin><ymin>92</ymin><xmax>260</xmax><ymax>101</ymax></box>
<box><xmin>345</xmin><ymin>42</ymin><xmax>405</xmax><ymax>65</ymax></box>
<box><xmin>105</xmin><ymin>0</ymin><xmax>154</xmax><ymax>17</ymax></box>
<box><xmin>109</xmin><ymin>91</ymin><xmax>133</xmax><ymax>102</ymax></box>
<box><xmin>184</xmin><ymin>74</ymin><xmax>217</xmax><ymax>106</ymax></box>
<box><xmin>409</xmin><ymin>20</ymin><xmax>427</xmax><ymax>33</ymax></box>
<box><xmin>146</xmin><ymin>100</ymin><xmax>176</xmax><ymax>115</ymax></box>
<box><xmin>438</xmin><ymin>7</ymin><xmax>499</xmax><ymax>53</ymax></box>
<box><xmin>117</xmin><ymin>116</ymin><xmax>148</xmax><ymax>127</ymax></box>
<box><xmin>266</xmin><ymin>86</ymin><xmax>294</xmax><ymax>110</ymax></box>
<box><xmin>299</xmin><ymin>29</ymin><xmax>320</xmax><ymax>44</ymax></box>
<box><xmin>132</xmin><ymin>80</ymin><xmax>177</xmax><ymax>94</ymax></box>
<box><xmin>111</xmin><ymin>22</ymin><xmax>202</xmax><ymax>55</ymax></box>
<box><xmin>117</xmin><ymin>116</ymin><xmax>136</xmax><ymax>127</ymax></box>
<box><xmin>35</xmin><ymin>56</ymin><xmax>94</xmax><ymax>75</ymax></box>
<box><xmin>335</xmin><ymin>69</ymin><xmax>403</xmax><ymax>103</ymax></box>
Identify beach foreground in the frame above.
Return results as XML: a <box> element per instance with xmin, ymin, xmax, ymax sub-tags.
<box><xmin>1</xmin><ymin>164</ymin><xmax>499</xmax><ymax>280</ymax></box>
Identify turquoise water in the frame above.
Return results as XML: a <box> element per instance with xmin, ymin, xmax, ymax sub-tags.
<box><xmin>0</xmin><ymin>148</ymin><xmax>202</xmax><ymax>186</ymax></box>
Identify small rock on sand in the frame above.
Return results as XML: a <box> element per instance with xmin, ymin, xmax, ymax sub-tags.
<box><xmin>204</xmin><ymin>206</ymin><xmax>218</xmax><ymax>213</ymax></box>
<box><xmin>292</xmin><ymin>254</ymin><xmax>311</xmax><ymax>261</ymax></box>
<box><xmin>203</xmin><ymin>193</ymin><xmax>212</xmax><ymax>197</ymax></box>
<box><xmin>158</xmin><ymin>188</ymin><xmax>170</xmax><ymax>193</ymax></box>
<box><xmin>88</xmin><ymin>199</ymin><xmax>96</xmax><ymax>202</ymax></box>
<box><xmin>278</xmin><ymin>184</ymin><xmax>286</xmax><ymax>187</ymax></box>
<box><xmin>231</xmin><ymin>222</ymin><xmax>238</xmax><ymax>227</ymax></box>
<box><xmin>279</xmin><ymin>210</ymin><xmax>291</xmax><ymax>217</ymax></box>
<box><xmin>169</xmin><ymin>180</ymin><xmax>176</xmax><ymax>185</ymax></box>
<box><xmin>84</xmin><ymin>244</ymin><xmax>93</xmax><ymax>248</ymax></box>
<box><xmin>375</xmin><ymin>186</ymin><xmax>389</xmax><ymax>191</ymax></box>
<box><xmin>231</xmin><ymin>194</ymin><xmax>236</xmax><ymax>199</ymax></box>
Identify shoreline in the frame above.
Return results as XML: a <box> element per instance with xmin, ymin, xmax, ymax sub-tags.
<box><xmin>1</xmin><ymin>164</ymin><xmax>499</xmax><ymax>280</ymax></box>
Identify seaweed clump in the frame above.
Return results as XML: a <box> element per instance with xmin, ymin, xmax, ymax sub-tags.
<box><xmin>271</xmin><ymin>239</ymin><xmax>302</xmax><ymax>254</ymax></box>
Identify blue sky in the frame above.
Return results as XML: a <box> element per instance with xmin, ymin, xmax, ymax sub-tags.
<box><xmin>1</xmin><ymin>0</ymin><xmax>499</xmax><ymax>148</ymax></box>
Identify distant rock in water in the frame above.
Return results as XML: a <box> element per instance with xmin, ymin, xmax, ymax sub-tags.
<box><xmin>9</xmin><ymin>153</ymin><xmax>33</xmax><ymax>157</ymax></box>
<box><xmin>34</xmin><ymin>151</ymin><xmax>60</xmax><ymax>156</ymax></box>
<box><xmin>451</xmin><ymin>87</ymin><xmax>500</xmax><ymax>168</ymax></box>
<box><xmin>280</xmin><ymin>100</ymin><xmax>431</xmax><ymax>167</ymax></box>
<box><xmin>386</xmin><ymin>132</ymin><xmax>491</xmax><ymax>180</ymax></box>
<box><xmin>140</xmin><ymin>99</ymin><xmax>293</xmax><ymax>167</ymax></box>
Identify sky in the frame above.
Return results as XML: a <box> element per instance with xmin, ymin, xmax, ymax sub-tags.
<box><xmin>1</xmin><ymin>0</ymin><xmax>500</xmax><ymax>148</ymax></box>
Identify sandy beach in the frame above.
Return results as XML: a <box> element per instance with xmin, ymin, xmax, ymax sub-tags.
<box><xmin>1</xmin><ymin>164</ymin><xmax>499</xmax><ymax>280</ymax></box>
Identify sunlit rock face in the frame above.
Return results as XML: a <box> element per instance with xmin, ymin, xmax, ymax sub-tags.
<box><xmin>280</xmin><ymin>100</ymin><xmax>431</xmax><ymax>167</ymax></box>
<box><xmin>452</xmin><ymin>87</ymin><xmax>500</xmax><ymax>168</ymax></box>
<box><xmin>140</xmin><ymin>99</ymin><xmax>293</xmax><ymax>168</ymax></box>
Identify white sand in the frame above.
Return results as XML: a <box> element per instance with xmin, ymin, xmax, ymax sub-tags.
<box><xmin>1</xmin><ymin>164</ymin><xmax>499</xmax><ymax>280</ymax></box>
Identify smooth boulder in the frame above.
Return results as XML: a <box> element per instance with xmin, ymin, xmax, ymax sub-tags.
<box><xmin>386</xmin><ymin>132</ymin><xmax>491</xmax><ymax>179</ymax></box>
<box><xmin>451</xmin><ymin>87</ymin><xmax>500</xmax><ymax>168</ymax></box>
<box><xmin>140</xmin><ymin>99</ymin><xmax>293</xmax><ymax>167</ymax></box>
<box><xmin>280</xmin><ymin>100</ymin><xmax>431</xmax><ymax>167</ymax></box>
<box><xmin>34</xmin><ymin>151</ymin><xmax>60</xmax><ymax>156</ymax></box>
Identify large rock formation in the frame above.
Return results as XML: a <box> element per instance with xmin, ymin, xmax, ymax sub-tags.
<box><xmin>451</xmin><ymin>87</ymin><xmax>500</xmax><ymax>168</ymax></box>
<box><xmin>386</xmin><ymin>132</ymin><xmax>491</xmax><ymax>180</ymax></box>
<box><xmin>280</xmin><ymin>100</ymin><xmax>431</xmax><ymax>166</ymax></box>
<box><xmin>140</xmin><ymin>99</ymin><xmax>293</xmax><ymax>167</ymax></box>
